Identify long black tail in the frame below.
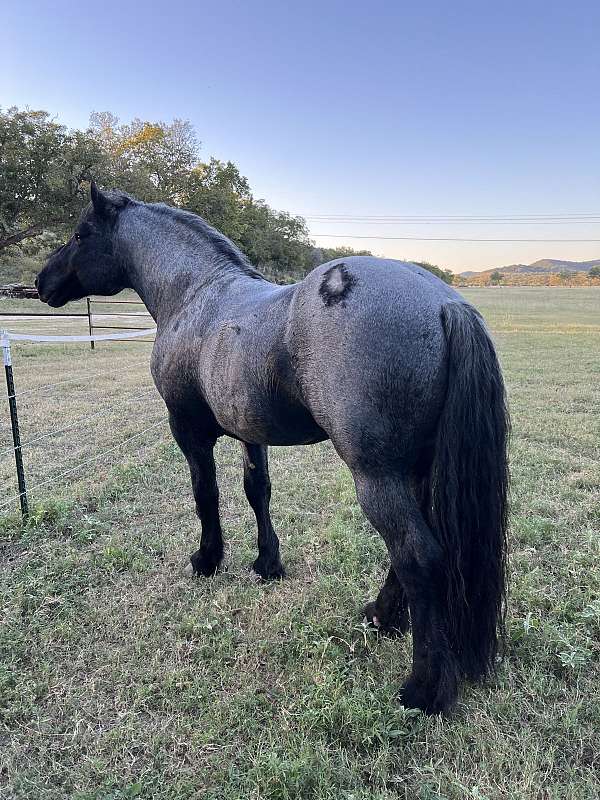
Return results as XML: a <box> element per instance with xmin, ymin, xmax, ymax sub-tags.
<box><xmin>431</xmin><ymin>301</ymin><xmax>510</xmax><ymax>682</ymax></box>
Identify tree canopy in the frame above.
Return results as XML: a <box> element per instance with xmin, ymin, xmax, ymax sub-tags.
<box><xmin>0</xmin><ymin>108</ymin><xmax>104</xmax><ymax>251</ymax></box>
<box><xmin>413</xmin><ymin>261</ymin><xmax>454</xmax><ymax>286</ymax></box>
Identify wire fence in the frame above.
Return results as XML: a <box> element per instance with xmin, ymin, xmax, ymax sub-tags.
<box><xmin>1</xmin><ymin>324</ymin><xmax>168</xmax><ymax>519</ymax></box>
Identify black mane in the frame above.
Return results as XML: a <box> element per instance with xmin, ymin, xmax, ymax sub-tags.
<box><xmin>149</xmin><ymin>202</ymin><xmax>263</xmax><ymax>279</ymax></box>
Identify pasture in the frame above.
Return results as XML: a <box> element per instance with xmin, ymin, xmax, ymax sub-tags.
<box><xmin>1</xmin><ymin>287</ymin><xmax>599</xmax><ymax>799</ymax></box>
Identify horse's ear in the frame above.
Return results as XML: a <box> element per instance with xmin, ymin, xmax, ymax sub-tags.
<box><xmin>90</xmin><ymin>180</ymin><xmax>110</xmax><ymax>217</ymax></box>
<box><xmin>90</xmin><ymin>181</ymin><xmax>130</xmax><ymax>218</ymax></box>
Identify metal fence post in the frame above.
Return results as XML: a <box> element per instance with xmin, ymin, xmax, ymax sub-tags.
<box><xmin>86</xmin><ymin>297</ymin><xmax>95</xmax><ymax>350</ymax></box>
<box><xmin>1</xmin><ymin>331</ymin><xmax>28</xmax><ymax>519</ymax></box>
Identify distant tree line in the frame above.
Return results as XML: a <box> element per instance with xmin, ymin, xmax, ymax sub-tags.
<box><xmin>0</xmin><ymin>106</ymin><xmax>452</xmax><ymax>285</ymax></box>
<box><xmin>457</xmin><ymin>269</ymin><xmax>600</xmax><ymax>287</ymax></box>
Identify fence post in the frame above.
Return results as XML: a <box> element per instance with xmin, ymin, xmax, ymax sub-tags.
<box><xmin>86</xmin><ymin>297</ymin><xmax>95</xmax><ymax>351</ymax></box>
<box><xmin>1</xmin><ymin>331</ymin><xmax>28</xmax><ymax>519</ymax></box>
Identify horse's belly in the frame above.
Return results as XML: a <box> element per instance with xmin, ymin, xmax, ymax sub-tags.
<box><xmin>213</xmin><ymin>394</ymin><xmax>328</xmax><ymax>446</ymax></box>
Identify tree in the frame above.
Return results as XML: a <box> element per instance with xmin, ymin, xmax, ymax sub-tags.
<box><xmin>559</xmin><ymin>270</ymin><xmax>572</xmax><ymax>285</ymax></box>
<box><xmin>184</xmin><ymin>158</ymin><xmax>252</xmax><ymax>242</ymax></box>
<box><xmin>310</xmin><ymin>245</ymin><xmax>372</xmax><ymax>268</ymax></box>
<box><xmin>183</xmin><ymin>158</ymin><xmax>315</xmax><ymax>278</ymax></box>
<box><xmin>0</xmin><ymin>108</ymin><xmax>202</xmax><ymax>259</ymax></box>
<box><xmin>89</xmin><ymin>112</ymin><xmax>200</xmax><ymax>202</ymax></box>
<box><xmin>237</xmin><ymin>200</ymin><xmax>313</xmax><ymax>279</ymax></box>
<box><xmin>490</xmin><ymin>270</ymin><xmax>503</xmax><ymax>285</ymax></box>
<box><xmin>589</xmin><ymin>265</ymin><xmax>600</xmax><ymax>278</ymax></box>
<box><xmin>414</xmin><ymin>261</ymin><xmax>454</xmax><ymax>285</ymax></box>
<box><xmin>0</xmin><ymin>107</ymin><xmax>106</xmax><ymax>253</ymax></box>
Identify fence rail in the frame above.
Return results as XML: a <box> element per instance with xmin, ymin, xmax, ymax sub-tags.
<box><xmin>0</xmin><ymin>312</ymin><xmax>89</xmax><ymax>317</ymax></box>
<box><xmin>87</xmin><ymin>297</ymin><xmax>153</xmax><ymax>344</ymax></box>
<box><xmin>0</xmin><ymin>287</ymin><xmax>155</xmax><ymax>347</ymax></box>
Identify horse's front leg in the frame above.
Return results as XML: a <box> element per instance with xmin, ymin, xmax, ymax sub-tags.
<box><xmin>169</xmin><ymin>413</ymin><xmax>223</xmax><ymax>577</ymax></box>
<box><xmin>241</xmin><ymin>443</ymin><xmax>286</xmax><ymax>580</ymax></box>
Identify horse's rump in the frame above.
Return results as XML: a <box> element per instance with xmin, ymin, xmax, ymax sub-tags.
<box><xmin>287</xmin><ymin>257</ymin><xmax>455</xmax><ymax>469</ymax></box>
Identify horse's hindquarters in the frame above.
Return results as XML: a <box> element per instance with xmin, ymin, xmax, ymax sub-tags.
<box><xmin>288</xmin><ymin>261</ymin><xmax>450</xmax><ymax>474</ymax></box>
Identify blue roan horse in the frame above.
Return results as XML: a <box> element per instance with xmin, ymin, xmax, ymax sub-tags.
<box><xmin>37</xmin><ymin>183</ymin><xmax>509</xmax><ymax>715</ymax></box>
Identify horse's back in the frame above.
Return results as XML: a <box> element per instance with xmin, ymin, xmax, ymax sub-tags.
<box><xmin>300</xmin><ymin>255</ymin><xmax>460</xmax><ymax>306</ymax></box>
<box><xmin>288</xmin><ymin>257</ymin><xmax>464</xmax><ymax>470</ymax></box>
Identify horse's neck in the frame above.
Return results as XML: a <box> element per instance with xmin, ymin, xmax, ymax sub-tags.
<box><xmin>117</xmin><ymin>207</ymin><xmax>257</xmax><ymax>324</ymax></box>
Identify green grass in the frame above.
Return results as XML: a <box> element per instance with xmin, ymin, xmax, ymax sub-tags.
<box><xmin>1</xmin><ymin>287</ymin><xmax>599</xmax><ymax>799</ymax></box>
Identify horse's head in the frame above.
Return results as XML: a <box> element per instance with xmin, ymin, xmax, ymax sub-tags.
<box><xmin>36</xmin><ymin>182</ymin><xmax>132</xmax><ymax>307</ymax></box>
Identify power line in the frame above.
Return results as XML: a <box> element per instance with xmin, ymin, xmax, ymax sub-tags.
<box><xmin>304</xmin><ymin>211</ymin><xmax>600</xmax><ymax>239</ymax></box>
<box><xmin>307</xmin><ymin>219</ymin><xmax>600</xmax><ymax>226</ymax></box>
<box><xmin>303</xmin><ymin>212</ymin><xmax>600</xmax><ymax>221</ymax></box>
<box><xmin>311</xmin><ymin>234</ymin><xmax>600</xmax><ymax>242</ymax></box>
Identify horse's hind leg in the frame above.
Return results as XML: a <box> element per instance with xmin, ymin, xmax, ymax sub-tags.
<box><xmin>354</xmin><ymin>472</ymin><xmax>460</xmax><ymax>715</ymax></box>
<box><xmin>364</xmin><ymin>470</ymin><xmax>429</xmax><ymax>635</ymax></box>
<box><xmin>364</xmin><ymin>566</ymin><xmax>409</xmax><ymax>636</ymax></box>
<box><xmin>241</xmin><ymin>443</ymin><xmax>285</xmax><ymax>579</ymax></box>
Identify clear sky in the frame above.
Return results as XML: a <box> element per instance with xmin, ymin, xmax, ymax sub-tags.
<box><xmin>2</xmin><ymin>0</ymin><xmax>599</xmax><ymax>272</ymax></box>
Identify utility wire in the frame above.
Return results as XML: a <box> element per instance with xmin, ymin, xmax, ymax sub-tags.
<box><xmin>311</xmin><ymin>234</ymin><xmax>600</xmax><ymax>242</ymax></box>
<box><xmin>302</xmin><ymin>212</ymin><xmax>600</xmax><ymax>220</ymax></box>
<box><xmin>307</xmin><ymin>219</ymin><xmax>600</xmax><ymax>226</ymax></box>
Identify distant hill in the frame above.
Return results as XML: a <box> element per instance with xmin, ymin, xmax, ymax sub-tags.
<box><xmin>460</xmin><ymin>258</ymin><xmax>600</xmax><ymax>278</ymax></box>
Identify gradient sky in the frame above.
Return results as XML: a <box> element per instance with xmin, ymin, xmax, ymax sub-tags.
<box><xmin>2</xmin><ymin>0</ymin><xmax>599</xmax><ymax>272</ymax></box>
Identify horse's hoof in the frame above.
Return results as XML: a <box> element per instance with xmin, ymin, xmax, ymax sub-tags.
<box><xmin>399</xmin><ymin>678</ymin><xmax>450</xmax><ymax>716</ymax></box>
<box><xmin>189</xmin><ymin>549</ymin><xmax>223</xmax><ymax>577</ymax></box>
<box><xmin>252</xmin><ymin>557</ymin><xmax>286</xmax><ymax>581</ymax></box>
<box><xmin>363</xmin><ymin>601</ymin><xmax>408</xmax><ymax>637</ymax></box>
<box><xmin>363</xmin><ymin>601</ymin><xmax>382</xmax><ymax>629</ymax></box>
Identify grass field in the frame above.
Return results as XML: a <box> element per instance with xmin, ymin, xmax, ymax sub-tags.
<box><xmin>1</xmin><ymin>287</ymin><xmax>599</xmax><ymax>799</ymax></box>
